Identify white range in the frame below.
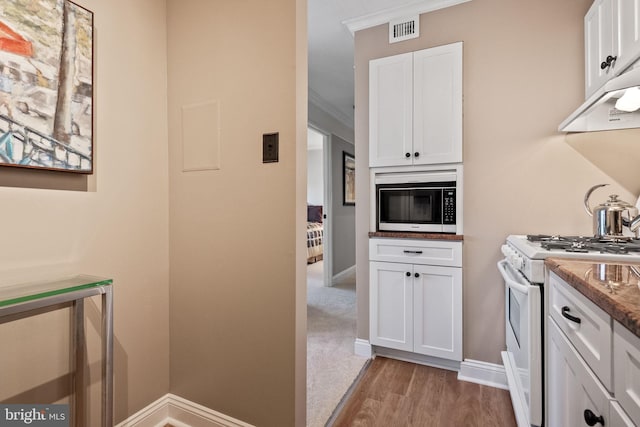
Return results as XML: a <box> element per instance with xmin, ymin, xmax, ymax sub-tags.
<box><xmin>498</xmin><ymin>234</ymin><xmax>640</xmax><ymax>427</ymax></box>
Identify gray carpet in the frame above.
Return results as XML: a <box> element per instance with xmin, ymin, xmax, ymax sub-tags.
<box><xmin>307</xmin><ymin>261</ymin><xmax>368</xmax><ymax>427</ymax></box>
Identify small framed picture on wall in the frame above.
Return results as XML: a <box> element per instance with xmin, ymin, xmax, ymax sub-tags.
<box><xmin>343</xmin><ymin>151</ymin><xmax>355</xmax><ymax>206</ymax></box>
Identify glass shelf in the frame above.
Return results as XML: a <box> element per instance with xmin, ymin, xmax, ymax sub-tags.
<box><xmin>0</xmin><ymin>274</ymin><xmax>114</xmax><ymax>426</ymax></box>
<box><xmin>0</xmin><ymin>274</ymin><xmax>112</xmax><ymax>308</ymax></box>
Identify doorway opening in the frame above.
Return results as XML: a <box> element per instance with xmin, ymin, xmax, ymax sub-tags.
<box><xmin>306</xmin><ymin>125</ymin><xmax>364</xmax><ymax>427</ymax></box>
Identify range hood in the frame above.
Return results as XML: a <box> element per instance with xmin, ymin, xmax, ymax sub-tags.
<box><xmin>559</xmin><ymin>66</ymin><xmax>640</xmax><ymax>132</ymax></box>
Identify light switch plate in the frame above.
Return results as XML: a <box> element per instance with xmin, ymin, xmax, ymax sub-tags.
<box><xmin>263</xmin><ymin>133</ymin><xmax>279</xmax><ymax>163</ymax></box>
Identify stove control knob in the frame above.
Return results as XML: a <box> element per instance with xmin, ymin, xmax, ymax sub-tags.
<box><xmin>501</xmin><ymin>245</ymin><xmax>511</xmax><ymax>258</ymax></box>
<box><xmin>514</xmin><ymin>256</ymin><xmax>524</xmax><ymax>270</ymax></box>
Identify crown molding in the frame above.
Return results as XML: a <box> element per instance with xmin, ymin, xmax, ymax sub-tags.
<box><xmin>308</xmin><ymin>88</ymin><xmax>354</xmax><ymax>131</ymax></box>
<box><xmin>343</xmin><ymin>0</ymin><xmax>471</xmax><ymax>35</ymax></box>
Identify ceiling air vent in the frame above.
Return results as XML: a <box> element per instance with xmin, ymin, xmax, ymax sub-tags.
<box><xmin>389</xmin><ymin>16</ymin><xmax>419</xmax><ymax>44</ymax></box>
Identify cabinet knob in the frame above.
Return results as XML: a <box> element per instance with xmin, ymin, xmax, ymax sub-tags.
<box><xmin>405</xmin><ymin>152</ymin><xmax>411</xmax><ymax>158</ymax></box>
<box><xmin>406</xmin><ymin>272</ymin><xmax>411</xmax><ymax>277</ymax></box>
<box><xmin>414</xmin><ymin>152</ymin><xmax>420</xmax><ymax>158</ymax></box>
<box><xmin>583</xmin><ymin>409</ymin><xmax>605</xmax><ymax>426</ymax></box>
<box><xmin>414</xmin><ymin>273</ymin><xmax>420</xmax><ymax>278</ymax></box>
<box><xmin>600</xmin><ymin>55</ymin><xmax>617</xmax><ymax>70</ymax></box>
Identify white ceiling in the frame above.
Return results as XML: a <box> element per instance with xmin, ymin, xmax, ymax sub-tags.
<box><xmin>308</xmin><ymin>0</ymin><xmax>466</xmax><ymax>130</ymax></box>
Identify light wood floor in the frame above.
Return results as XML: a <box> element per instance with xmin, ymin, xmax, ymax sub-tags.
<box><xmin>331</xmin><ymin>357</ymin><xmax>517</xmax><ymax>427</ymax></box>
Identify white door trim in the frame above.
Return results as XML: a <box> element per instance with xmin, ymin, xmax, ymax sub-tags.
<box><xmin>322</xmin><ymin>132</ymin><xmax>333</xmax><ymax>287</ymax></box>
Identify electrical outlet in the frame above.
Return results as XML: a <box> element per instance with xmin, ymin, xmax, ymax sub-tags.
<box><xmin>263</xmin><ymin>133</ymin><xmax>279</xmax><ymax>163</ymax></box>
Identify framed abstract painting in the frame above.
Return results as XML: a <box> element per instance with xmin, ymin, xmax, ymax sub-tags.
<box><xmin>0</xmin><ymin>0</ymin><xmax>93</xmax><ymax>173</ymax></box>
<box><xmin>343</xmin><ymin>151</ymin><xmax>355</xmax><ymax>206</ymax></box>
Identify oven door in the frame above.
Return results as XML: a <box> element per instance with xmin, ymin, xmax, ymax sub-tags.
<box><xmin>497</xmin><ymin>259</ymin><xmax>542</xmax><ymax>427</ymax></box>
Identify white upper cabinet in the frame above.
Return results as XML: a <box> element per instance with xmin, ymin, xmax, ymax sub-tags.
<box><xmin>585</xmin><ymin>0</ymin><xmax>617</xmax><ymax>98</ymax></box>
<box><xmin>369</xmin><ymin>42</ymin><xmax>462</xmax><ymax>167</ymax></box>
<box><xmin>413</xmin><ymin>44</ymin><xmax>463</xmax><ymax>165</ymax></box>
<box><xmin>616</xmin><ymin>0</ymin><xmax>640</xmax><ymax>72</ymax></box>
<box><xmin>369</xmin><ymin>52</ymin><xmax>413</xmax><ymax>167</ymax></box>
<box><xmin>585</xmin><ymin>0</ymin><xmax>640</xmax><ymax>98</ymax></box>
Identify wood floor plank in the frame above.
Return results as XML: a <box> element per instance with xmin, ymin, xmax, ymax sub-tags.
<box><xmin>331</xmin><ymin>357</ymin><xmax>516</xmax><ymax>427</ymax></box>
<box><xmin>368</xmin><ymin>358</ymin><xmax>416</xmax><ymax>400</ymax></box>
<box><xmin>339</xmin><ymin>397</ymin><xmax>383</xmax><ymax>427</ymax></box>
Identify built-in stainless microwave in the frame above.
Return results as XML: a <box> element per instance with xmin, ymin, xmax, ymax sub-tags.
<box><xmin>375</xmin><ymin>172</ymin><xmax>457</xmax><ymax>233</ymax></box>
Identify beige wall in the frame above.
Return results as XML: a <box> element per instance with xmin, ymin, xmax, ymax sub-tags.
<box><xmin>167</xmin><ymin>0</ymin><xmax>307</xmax><ymax>426</ymax></box>
<box><xmin>355</xmin><ymin>0</ymin><xmax>640</xmax><ymax>363</ymax></box>
<box><xmin>0</xmin><ymin>0</ymin><xmax>170</xmax><ymax>424</ymax></box>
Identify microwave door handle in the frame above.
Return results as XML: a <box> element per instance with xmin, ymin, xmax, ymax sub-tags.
<box><xmin>497</xmin><ymin>259</ymin><xmax>530</xmax><ymax>295</ymax></box>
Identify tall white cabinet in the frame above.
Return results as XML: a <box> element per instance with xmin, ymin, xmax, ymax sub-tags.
<box><xmin>369</xmin><ymin>42</ymin><xmax>462</xmax><ymax>167</ymax></box>
<box><xmin>367</xmin><ymin>41</ymin><xmax>464</xmax><ymax>366</ymax></box>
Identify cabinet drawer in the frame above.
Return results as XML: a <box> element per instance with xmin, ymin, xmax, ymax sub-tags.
<box><xmin>614</xmin><ymin>321</ymin><xmax>640</xmax><ymax>424</ymax></box>
<box><xmin>369</xmin><ymin>238</ymin><xmax>462</xmax><ymax>267</ymax></box>
<box><xmin>548</xmin><ymin>272</ymin><xmax>613</xmax><ymax>391</ymax></box>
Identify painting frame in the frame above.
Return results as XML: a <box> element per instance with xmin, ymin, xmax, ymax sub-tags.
<box><xmin>342</xmin><ymin>151</ymin><xmax>355</xmax><ymax>206</ymax></box>
<box><xmin>0</xmin><ymin>0</ymin><xmax>94</xmax><ymax>173</ymax></box>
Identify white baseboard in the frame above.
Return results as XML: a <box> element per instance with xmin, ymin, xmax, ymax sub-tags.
<box><xmin>457</xmin><ymin>359</ymin><xmax>508</xmax><ymax>390</ymax></box>
<box><xmin>354</xmin><ymin>338</ymin><xmax>372</xmax><ymax>358</ymax></box>
<box><xmin>115</xmin><ymin>394</ymin><xmax>254</xmax><ymax>427</ymax></box>
<box><xmin>332</xmin><ymin>265</ymin><xmax>355</xmax><ymax>285</ymax></box>
<box><xmin>356</xmin><ymin>345</ymin><xmax>506</xmax><ymax>391</ymax></box>
<box><xmin>372</xmin><ymin>346</ymin><xmax>461</xmax><ymax>372</ymax></box>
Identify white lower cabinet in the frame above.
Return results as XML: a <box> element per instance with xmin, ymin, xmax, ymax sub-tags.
<box><xmin>614</xmin><ymin>321</ymin><xmax>640</xmax><ymax>424</ymax></box>
<box><xmin>369</xmin><ymin>239</ymin><xmax>462</xmax><ymax>362</ymax></box>
<box><xmin>611</xmin><ymin>401</ymin><xmax>637</xmax><ymax>427</ymax></box>
<box><xmin>546</xmin><ymin>273</ymin><xmax>639</xmax><ymax>427</ymax></box>
<box><xmin>413</xmin><ymin>263</ymin><xmax>462</xmax><ymax>360</ymax></box>
<box><xmin>548</xmin><ymin>318</ymin><xmax>611</xmax><ymax>427</ymax></box>
<box><xmin>369</xmin><ymin>261</ymin><xmax>414</xmax><ymax>352</ymax></box>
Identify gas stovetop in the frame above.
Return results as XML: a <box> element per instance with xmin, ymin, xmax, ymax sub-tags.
<box><xmin>504</xmin><ymin>234</ymin><xmax>640</xmax><ymax>284</ymax></box>
<box><xmin>506</xmin><ymin>235</ymin><xmax>640</xmax><ymax>262</ymax></box>
<box><xmin>526</xmin><ymin>234</ymin><xmax>640</xmax><ymax>255</ymax></box>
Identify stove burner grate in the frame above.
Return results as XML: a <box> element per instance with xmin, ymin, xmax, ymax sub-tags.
<box><xmin>533</xmin><ymin>234</ymin><xmax>640</xmax><ymax>255</ymax></box>
<box><xmin>528</xmin><ymin>234</ymin><xmax>639</xmax><ymax>244</ymax></box>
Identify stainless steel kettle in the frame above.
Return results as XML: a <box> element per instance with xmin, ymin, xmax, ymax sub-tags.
<box><xmin>583</xmin><ymin>184</ymin><xmax>640</xmax><ymax>238</ymax></box>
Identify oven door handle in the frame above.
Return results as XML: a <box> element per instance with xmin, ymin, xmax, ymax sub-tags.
<box><xmin>497</xmin><ymin>259</ymin><xmax>530</xmax><ymax>295</ymax></box>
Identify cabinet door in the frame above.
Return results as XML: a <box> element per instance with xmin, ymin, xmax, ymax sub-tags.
<box><xmin>369</xmin><ymin>52</ymin><xmax>413</xmax><ymax>167</ymax></box>
<box><xmin>547</xmin><ymin>319</ymin><xmax>611</xmax><ymax>427</ymax></box>
<box><xmin>413</xmin><ymin>42</ymin><xmax>462</xmax><ymax>165</ymax></box>
<box><xmin>413</xmin><ymin>264</ymin><xmax>462</xmax><ymax>360</ymax></box>
<box><xmin>610</xmin><ymin>401</ymin><xmax>636</xmax><ymax>427</ymax></box>
<box><xmin>614</xmin><ymin>321</ymin><xmax>640</xmax><ymax>423</ymax></box>
<box><xmin>585</xmin><ymin>0</ymin><xmax>618</xmax><ymax>98</ymax></box>
<box><xmin>369</xmin><ymin>261</ymin><xmax>413</xmax><ymax>351</ymax></box>
<box><xmin>616</xmin><ymin>0</ymin><xmax>640</xmax><ymax>73</ymax></box>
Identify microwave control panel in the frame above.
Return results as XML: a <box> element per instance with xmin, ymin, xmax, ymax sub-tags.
<box><xmin>443</xmin><ymin>189</ymin><xmax>456</xmax><ymax>224</ymax></box>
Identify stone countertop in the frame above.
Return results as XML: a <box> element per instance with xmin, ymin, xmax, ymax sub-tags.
<box><xmin>368</xmin><ymin>231</ymin><xmax>464</xmax><ymax>241</ymax></box>
<box><xmin>545</xmin><ymin>258</ymin><xmax>640</xmax><ymax>338</ymax></box>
